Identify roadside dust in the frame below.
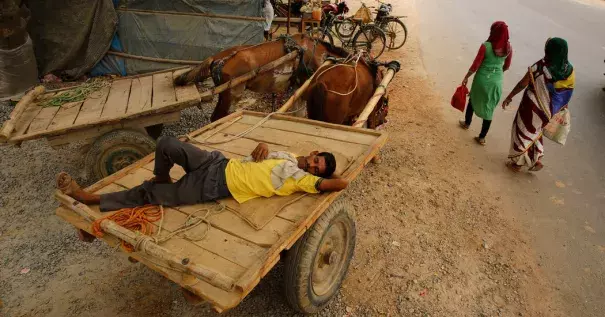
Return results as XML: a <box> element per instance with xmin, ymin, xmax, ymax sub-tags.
<box><xmin>336</xmin><ymin>1</ymin><xmax>564</xmax><ymax>316</ymax></box>
<box><xmin>0</xmin><ymin>1</ymin><xmax>564</xmax><ymax>316</ymax></box>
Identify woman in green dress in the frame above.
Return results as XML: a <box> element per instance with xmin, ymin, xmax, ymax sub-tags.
<box><xmin>459</xmin><ymin>21</ymin><xmax>513</xmax><ymax>145</ymax></box>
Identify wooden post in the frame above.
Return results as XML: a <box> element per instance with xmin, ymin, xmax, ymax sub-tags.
<box><xmin>287</xmin><ymin>0</ymin><xmax>291</xmax><ymax>34</ymax></box>
<box><xmin>352</xmin><ymin>61</ymin><xmax>401</xmax><ymax>128</ymax></box>
<box><xmin>54</xmin><ymin>190</ymin><xmax>236</xmax><ymax>291</ymax></box>
<box><xmin>277</xmin><ymin>60</ymin><xmax>333</xmax><ymax>113</ymax></box>
<box><xmin>0</xmin><ymin>85</ymin><xmax>45</xmax><ymax>142</ymax></box>
<box><xmin>106</xmin><ymin>51</ymin><xmax>203</xmax><ymax>65</ymax></box>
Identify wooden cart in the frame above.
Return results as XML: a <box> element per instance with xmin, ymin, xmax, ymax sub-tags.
<box><xmin>54</xmin><ymin>110</ymin><xmax>387</xmax><ymax>313</ymax></box>
<box><xmin>0</xmin><ymin>70</ymin><xmax>201</xmax><ymax>179</ymax></box>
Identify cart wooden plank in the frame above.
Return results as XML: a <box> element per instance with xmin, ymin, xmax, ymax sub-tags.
<box><xmin>178</xmin><ymin>204</ymin><xmax>294</xmax><ymax>248</ymax></box>
<box><xmin>101</xmin><ymin>79</ymin><xmax>132</xmax><ymax>119</ymax></box>
<box><xmin>127</xmin><ymin>76</ymin><xmax>153</xmax><ymax>114</ymax></box>
<box><xmin>191</xmin><ymin>136</ymin><xmax>291</xmax><ymax>158</ymax></box>
<box><xmin>47</xmin><ymin>111</ymin><xmax>180</xmax><ymax>147</ymax></box>
<box><xmin>89</xmin><ymin>183</ymin><xmax>250</xmax><ymax>279</ymax></box>
<box><xmin>47</xmin><ymin>101</ymin><xmax>84</xmax><ymax>130</ymax></box>
<box><xmin>197</xmin><ymin>128</ymin><xmax>358</xmax><ymax>175</ymax></box>
<box><xmin>220</xmin><ymin>122</ymin><xmax>366</xmax><ymax>158</ymax></box>
<box><xmin>12</xmin><ymin>103</ymin><xmax>42</xmax><ymax>137</ymax></box>
<box><xmin>54</xmin><ymin>207</ymin><xmax>245</xmax><ymax>309</ymax></box>
<box><xmin>6</xmin><ymin>70</ymin><xmax>198</xmax><ymax>144</ymax></box>
<box><xmin>55</xmin><ymin>110</ymin><xmax>388</xmax><ymax>313</ymax></box>
<box><xmin>237</xmin><ymin>114</ymin><xmax>378</xmax><ymax>145</ymax></box>
<box><xmin>74</xmin><ymin>86</ymin><xmax>111</xmax><ymax>125</ymax></box>
<box><xmin>27</xmin><ymin>106</ymin><xmax>60</xmax><ymax>133</ymax></box>
<box><xmin>152</xmin><ymin>72</ymin><xmax>176</xmax><ymax>109</ymax></box>
<box><xmin>276</xmin><ymin>194</ymin><xmax>321</xmax><ymax>222</ymax></box>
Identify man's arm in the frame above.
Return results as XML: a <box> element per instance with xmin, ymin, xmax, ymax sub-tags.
<box><xmin>317</xmin><ymin>176</ymin><xmax>349</xmax><ymax>192</ymax></box>
<box><xmin>251</xmin><ymin>143</ymin><xmax>269</xmax><ymax>162</ymax></box>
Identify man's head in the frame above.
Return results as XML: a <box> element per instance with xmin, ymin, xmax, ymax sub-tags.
<box><xmin>299</xmin><ymin>151</ymin><xmax>337</xmax><ymax>178</ymax></box>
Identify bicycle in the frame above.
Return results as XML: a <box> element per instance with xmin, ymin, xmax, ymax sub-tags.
<box><xmin>336</xmin><ymin>1</ymin><xmax>408</xmax><ymax>50</ymax></box>
<box><xmin>308</xmin><ymin>12</ymin><xmax>387</xmax><ymax>59</ymax></box>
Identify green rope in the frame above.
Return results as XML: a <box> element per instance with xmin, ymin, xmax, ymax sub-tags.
<box><xmin>40</xmin><ymin>78</ymin><xmax>110</xmax><ymax>108</ymax></box>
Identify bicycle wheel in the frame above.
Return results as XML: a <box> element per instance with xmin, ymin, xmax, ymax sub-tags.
<box><xmin>382</xmin><ymin>18</ymin><xmax>408</xmax><ymax>49</ymax></box>
<box><xmin>335</xmin><ymin>18</ymin><xmax>355</xmax><ymax>39</ymax></box>
<box><xmin>352</xmin><ymin>25</ymin><xmax>386</xmax><ymax>59</ymax></box>
<box><xmin>308</xmin><ymin>28</ymin><xmax>335</xmax><ymax>46</ymax></box>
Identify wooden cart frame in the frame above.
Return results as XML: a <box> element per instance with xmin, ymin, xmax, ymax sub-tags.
<box><xmin>55</xmin><ymin>110</ymin><xmax>387</xmax><ymax>313</ymax></box>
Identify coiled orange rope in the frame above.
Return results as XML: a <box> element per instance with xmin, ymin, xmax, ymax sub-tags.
<box><xmin>92</xmin><ymin>205</ymin><xmax>163</xmax><ymax>252</ymax></box>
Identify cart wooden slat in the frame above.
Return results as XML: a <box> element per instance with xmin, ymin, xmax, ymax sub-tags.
<box><xmin>4</xmin><ymin>70</ymin><xmax>200</xmax><ymax>144</ymax></box>
<box><xmin>55</xmin><ymin>110</ymin><xmax>387</xmax><ymax>312</ymax></box>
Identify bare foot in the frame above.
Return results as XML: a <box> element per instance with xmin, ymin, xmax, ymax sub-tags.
<box><xmin>56</xmin><ymin>172</ymin><xmax>80</xmax><ymax>195</ymax></box>
<box><xmin>56</xmin><ymin>172</ymin><xmax>100</xmax><ymax>204</ymax></box>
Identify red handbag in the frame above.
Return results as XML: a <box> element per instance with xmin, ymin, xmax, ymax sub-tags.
<box><xmin>451</xmin><ymin>85</ymin><xmax>468</xmax><ymax>112</ymax></box>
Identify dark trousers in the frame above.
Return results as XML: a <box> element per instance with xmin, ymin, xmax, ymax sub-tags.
<box><xmin>465</xmin><ymin>100</ymin><xmax>492</xmax><ymax>138</ymax></box>
<box><xmin>100</xmin><ymin>137</ymin><xmax>231</xmax><ymax>211</ymax></box>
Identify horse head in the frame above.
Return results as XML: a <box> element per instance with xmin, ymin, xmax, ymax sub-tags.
<box><xmin>288</xmin><ymin>34</ymin><xmax>351</xmax><ymax>83</ymax></box>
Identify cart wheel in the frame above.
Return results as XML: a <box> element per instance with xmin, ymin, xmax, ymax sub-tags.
<box><xmin>86</xmin><ymin>129</ymin><xmax>156</xmax><ymax>180</ymax></box>
<box><xmin>283</xmin><ymin>200</ymin><xmax>356</xmax><ymax>314</ymax></box>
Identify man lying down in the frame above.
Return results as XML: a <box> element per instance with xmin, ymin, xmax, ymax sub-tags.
<box><xmin>57</xmin><ymin>136</ymin><xmax>349</xmax><ymax>211</ymax></box>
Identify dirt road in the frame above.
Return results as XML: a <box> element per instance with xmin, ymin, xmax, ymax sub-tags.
<box><xmin>0</xmin><ymin>1</ymin><xmax>564</xmax><ymax>316</ymax></box>
<box><xmin>415</xmin><ymin>0</ymin><xmax>605</xmax><ymax>315</ymax></box>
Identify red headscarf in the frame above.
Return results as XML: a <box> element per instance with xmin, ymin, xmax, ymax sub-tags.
<box><xmin>487</xmin><ymin>21</ymin><xmax>510</xmax><ymax>57</ymax></box>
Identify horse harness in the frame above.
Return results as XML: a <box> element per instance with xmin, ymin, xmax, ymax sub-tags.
<box><xmin>314</xmin><ymin>54</ymin><xmax>390</xmax><ymax>128</ymax></box>
<box><xmin>313</xmin><ymin>53</ymin><xmax>364</xmax><ymax>97</ymax></box>
<box><xmin>209</xmin><ymin>35</ymin><xmax>310</xmax><ymax>85</ymax></box>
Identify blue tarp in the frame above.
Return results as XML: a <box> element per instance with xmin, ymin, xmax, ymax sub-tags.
<box><xmin>90</xmin><ymin>34</ymin><xmax>126</xmax><ymax>76</ymax></box>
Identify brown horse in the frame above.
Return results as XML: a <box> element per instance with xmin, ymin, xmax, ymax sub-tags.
<box><xmin>174</xmin><ymin>34</ymin><xmax>349</xmax><ymax>121</ymax></box>
<box><xmin>306</xmin><ymin>57</ymin><xmax>390</xmax><ymax>128</ymax></box>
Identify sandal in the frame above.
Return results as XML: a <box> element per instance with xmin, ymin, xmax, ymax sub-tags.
<box><xmin>459</xmin><ymin>120</ymin><xmax>470</xmax><ymax>130</ymax></box>
<box><xmin>529</xmin><ymin>161</ymin><xmax>544</xmax><ymax>172</ymax></box>
<box><xmin>56</xmin><ymin>172</ymin><xmax>80</xmax><ymax>195</ymax></box>
<box><xmin>474</xmin><ymin>136</ymin><xmax>486</xmax><ymax>146</ymax></box>
<box><xmin>505</xmin><ymin>161</ymin><xmax>522</xmax><ymax>172</ymax></box>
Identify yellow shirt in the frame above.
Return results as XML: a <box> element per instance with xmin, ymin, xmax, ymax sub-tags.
<box><xmin>225</xmin><ymin>158</ymin><xmax>322</xmax><ymax>203</ymax></box>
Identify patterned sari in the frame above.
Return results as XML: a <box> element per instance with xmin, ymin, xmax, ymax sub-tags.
<box><xmin>508</xmin><ymin>59</ymin><xmax>575</xmax><ymax>168</ymax></box>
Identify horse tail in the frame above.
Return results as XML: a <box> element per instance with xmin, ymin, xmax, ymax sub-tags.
<box><xmin>307</xmin><ymin>81</ymin><xmax>328</xmax><ymax>121</ymax></box>
<box><xmin>173</xmin><ymin>57</ymin><xmax>214</xmax><ymax>86</ymax></box>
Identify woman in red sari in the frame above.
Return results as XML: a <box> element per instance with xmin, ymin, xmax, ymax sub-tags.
<box><xmin>502</xmin><ymin>38</ymin><xmax>575</xmax><ymax>172</ymax></box>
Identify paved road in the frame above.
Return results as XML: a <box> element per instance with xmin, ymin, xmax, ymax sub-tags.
<box><xmin>414</xmin><ymin>0</ymin><xmax>605</xmax><ymax>316</ymax></box>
